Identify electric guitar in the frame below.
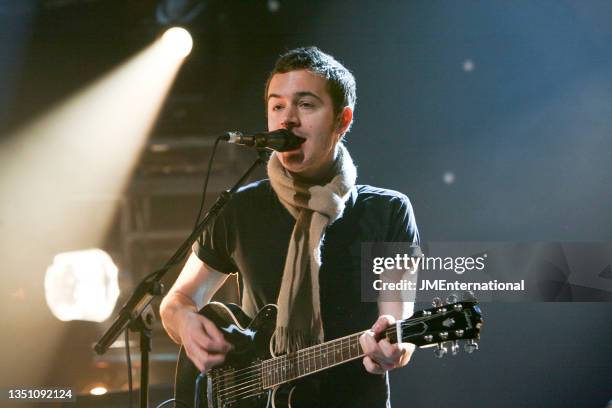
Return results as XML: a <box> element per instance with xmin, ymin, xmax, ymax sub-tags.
<box><xmin>174</xmin><ymin>297</ymin><xmax>483</xmax><ymax>408</ymax></box>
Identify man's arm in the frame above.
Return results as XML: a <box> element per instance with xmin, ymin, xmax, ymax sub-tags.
<box><xmin>160</xmin><ymin>252</ymin><xmax>232</xmax><ymax>371</ymax></box>
<box><xmin>360</xmin><ymin>266</ymin><xmax>417</xmax><ymax>374</ymax></box>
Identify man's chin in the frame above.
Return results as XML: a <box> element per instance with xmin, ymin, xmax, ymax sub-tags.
<box><xmin>279</xmin><ymin>151</ymin><xmax>304</xmax><ymax>165</ymax></box>
<box><xmin>279</xmin><ymin>159</ymin><xmax>308</xmax><ymax>175</ymax></box>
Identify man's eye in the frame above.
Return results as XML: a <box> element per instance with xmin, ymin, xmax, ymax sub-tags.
<box><xmin>271</xmin><ymin>105</ymin><xmax>284</xmax><ymax>111</ymax></box>
<box><xmin>299</xmin><ymin>102</ymin><xmax>314</xmax><ymax>108</ymax></box>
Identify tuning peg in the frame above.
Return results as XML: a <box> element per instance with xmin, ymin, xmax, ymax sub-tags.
<box><xmin>464</xmin><ymin>339</ymin><xmax>479</xmax><ymax>354</ymax></box>
<box><xmin>434</xmin><ymin>343</ymin><xmax>448</xmax><ymax>358</ymax></box>
<box><xmin>451</xmin><ymin>341</ymin><xmax>460</xmax><ymax>355</ymax></box>
<box><xmin>446</xmin><ymin>294</ymin><xmax>458</xmax><ymax>304</ymax></box>
<box><xmin>432</xmin><ymin>297</ymin><xmax>443</xmax><ymax>307</ymax></box>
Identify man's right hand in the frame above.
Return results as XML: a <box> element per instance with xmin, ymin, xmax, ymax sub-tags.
<box><xmin>159</xmin><ymin>253</ymin><xmax>233</xmax><ymax>372</ymax></box>
<box><xmin>178</xmin><ymin>310</ymin><xmax>233</xmax><ymax>372</ymax></box>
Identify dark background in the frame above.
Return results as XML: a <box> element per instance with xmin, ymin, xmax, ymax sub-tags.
<box><xmin>1</xmin><ymin>1</ymin><xmax>611</xmax><ymax>407</ymax></box>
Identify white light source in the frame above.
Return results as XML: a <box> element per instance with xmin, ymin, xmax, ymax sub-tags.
<box><xmin>463</xmin><ymin>59</ymin><xmax>475</xmax><ymax>72</ymax></box>
<box><xmin>44</xmin><ymin>249</ymin><xmax>120</xmax><ymax>322</ymax></box>
<box><xmin>267</xmin><ymin>0</ymin><xmax>281</xmax><ymax>12</ymax></box>
<box><xmin>161</xmin><ymin>27</ymin><xmax>193</xmax><ymax>59</ymax></box>
<box><xmin>443</xmin><ymin>171</ymin><xmax>456</xmax><ymax>184</ymax></box>
<box><xmin>89</xmin><ymin>386</ymin><xmax>108</xmax><ymax>396</ymax></box>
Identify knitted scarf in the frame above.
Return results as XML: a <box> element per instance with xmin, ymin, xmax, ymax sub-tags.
<box><xmin>263</xmin><ymin>143</ymin><xmax>357</xmax><ymax>354</ymax></box>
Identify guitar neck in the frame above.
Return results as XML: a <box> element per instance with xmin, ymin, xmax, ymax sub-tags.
<box><xmin>260</xmin><ymin>300</ymin><xmax>482</xmax><ymax>389</ymax></box>
<box><xmin>261</xmin><ymin>325</ymin><xmax>402</xmax><ymax>389</ymax></box>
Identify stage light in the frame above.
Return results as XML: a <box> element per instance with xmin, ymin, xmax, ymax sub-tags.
<box><xmin>0</xmin><ymin>28</ymin><xmax>186</xmax><ymax>386</ymax></box>
<box><xmin>443</xmin><ymin>171</ymin><xmax>456</xmax><ymax>184</ymax></box>
<box><xmin>89</xmin><ymin>386</ymin><xmax>108</xmax><ymax>396</ymax></box>
<box><xmin>267</xmin><ymin>0</ymin><xmax>281</xmax><ymax>12</ymax></box>
<box><xmin>44</xmin><ymin>249</ymin><xmax>120</xmax><ymax>323</ymax></box>
<box><xmin>463</xmin><ymin>59</ymin><xmax>475</xmax><ymax>72</ymax></box>
<box><xmin>162</xmin><ymin>27</ymin><xmax>193</xmax><ymax>59</ymax></box>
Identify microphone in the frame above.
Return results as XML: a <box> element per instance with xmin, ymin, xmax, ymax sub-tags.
<box><xmin>222</xmin><ymin>129</ymin><xmax>305</xmax><ymax>152</ymax></box>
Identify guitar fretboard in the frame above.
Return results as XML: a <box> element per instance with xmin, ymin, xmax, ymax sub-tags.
<box><xmin>260</xmin><ymin>325</ymin><xmax>400</xmax><ymax>389</ymax></box>
<box><xmin>261</xmin><ymin>332</ymin><xmax>365</xmax><ymax>388</ymax></box>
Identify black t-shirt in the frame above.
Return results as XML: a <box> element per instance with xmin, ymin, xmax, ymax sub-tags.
<box><xmin>195</xmin><ymin>179</ymin><xmax>420</xmax><ymax>407</ymax></box>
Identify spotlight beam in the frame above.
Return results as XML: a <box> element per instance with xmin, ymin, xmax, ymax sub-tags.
<box><xmin>0</xmin><ymin>33</ymin><xmax>189</xmax><ymax>386</ymax></box>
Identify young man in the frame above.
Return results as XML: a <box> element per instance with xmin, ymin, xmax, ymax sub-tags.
<box><xmin>160</xmin><ymin>46</ymin><xmax>420</xmax><ymax>407</ymax></box>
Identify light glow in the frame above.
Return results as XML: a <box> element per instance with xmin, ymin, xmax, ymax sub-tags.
<box><xmin>0</xmin><ymin>32</ymin><xmax>186</xmax><ymax>385</ymax></box>
<box><xmin>161</xmin><ymin>27</ymin><xmax>193</xmax><ymax>59</ymax></box>
<box><xmin>443</xmin><ymin>171</ymin><xmax>456</xmax><ymax>185</ymax></box>
<box><xmin>89</xmin><ymin>386</ymin><xmax>108</xmax><ymax>396</ymax></box>
<box><xmin>45</xmin><ymin>249</ymin><xmax>120</xmax><ymax>322</ymax></box>
<box><xmin>463</xmin><ymin>59</ymin><xmax>475</xmax><ymax>72</ymax></box>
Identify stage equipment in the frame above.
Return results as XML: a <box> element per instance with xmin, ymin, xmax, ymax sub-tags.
<box><xmin>161</xmin><ymin>27</ymin><xmax>193</xmax><ymax>59</ymax></box>
<box><xmin>45</xmin><ymin>249</ymin><xmax>120</xmax><ymax>322</ymax></box>
<box><xmin>95</xmin><ymin>141</ymin><xmax>269</xmax><ymax>408</ymax></box>
<box><xmin>223</xmin><ymin>129</ymin><xmax>305</xmax><ymax>152</ymax></box>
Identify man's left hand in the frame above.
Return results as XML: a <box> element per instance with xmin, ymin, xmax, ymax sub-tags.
<box><xmin>359</xmin><ymin>315</ymin><xmax>415</xmax><ymax>374</ymax></box>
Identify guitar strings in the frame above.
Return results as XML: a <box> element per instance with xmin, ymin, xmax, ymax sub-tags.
<box><xmin>212</xmin><ymin>312</ymin><xmax>455</xmax><ymax>402</ymax></box>
<box><xmin>213</xmin><ymin>341</ymin><xmax>356</xmax><ymax>398</ymax></box>
<box><xmin>213</xmin><ymin>311</ymin><xmax>448</xmax><ymax>387</ymax></box>
<box><xmin>214</xmin><ymin>377</ymin><xmax>262</xmax><ymax>397</ymax></box>
<box><xmin>216</xmin><ymin>343</ymin><xmax>422</xmax><ymax>401</ymax></box>
<box><xmin>220</xmin><ymin>386</ymin><xmax>266</xmax><ymax>404</ymax></box>
<box><xmin>213</xmin><ymin>309</ymin><xmax>443</xmax><ymax>386</ymax></box>
<box><xmin>214</xmin><ymin>343</ymin><xmax>365</xmax><ymax>402</ymax></box>
<box><xmin>212</xmin><ymin>335</ymin><xmax>361</xmax><ymax>388</ymax></box>
<box><xmin>215</xmin><ymin>331</ymin><xmax>402</xmax><ymax>402</ymax></box>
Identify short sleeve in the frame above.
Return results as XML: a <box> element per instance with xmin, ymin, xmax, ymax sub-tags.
<box><xmin>386</xmin><ymin>194</ymin><xmax>421</xmax><ymax>256</ymax></box>
<box><xmin>192</xmin><ymin>203</ymin><xmax>238</xmax><ymax>274</ymax></box>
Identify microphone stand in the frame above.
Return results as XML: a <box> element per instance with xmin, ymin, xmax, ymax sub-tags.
<box><xmin>94</xmin><ymin>148</ymin><xmax>268</xmax><ymax>408</ymax></box>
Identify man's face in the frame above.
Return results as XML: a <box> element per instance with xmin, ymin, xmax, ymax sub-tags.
<box><xmin>267</xmin><ymin>69</ymin><xmax>342</xmax><ymax>180</ymax></box>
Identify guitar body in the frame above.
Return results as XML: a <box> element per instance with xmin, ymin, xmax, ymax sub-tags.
<box><xmin>174</xmin><ymin>302</ymin><xmax>313</xmax><ymax>408</ymax></box>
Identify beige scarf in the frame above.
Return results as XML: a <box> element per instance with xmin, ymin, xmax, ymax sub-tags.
<box><xmin>262</xmin><ymin>143</ymin><xmax>357</xmax><ymax>354</ymax></box>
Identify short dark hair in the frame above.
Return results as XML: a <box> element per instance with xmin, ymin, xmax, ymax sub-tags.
<box><xmin>265</xmin><ymin>46</ymin><xmax>357</xmax><ymax>117</ymax></box>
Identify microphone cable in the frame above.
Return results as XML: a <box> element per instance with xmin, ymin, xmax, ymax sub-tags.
<box><xmin>193</xmin><ymin>135</ymin><xmax>224</xmax><ymax>246</ymax></box>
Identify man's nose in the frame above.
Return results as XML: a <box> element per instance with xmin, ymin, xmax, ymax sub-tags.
<box><xmin>280</xmin><ymin>105</ymin><xmax>299</xmax><ymax>129</ymax></box>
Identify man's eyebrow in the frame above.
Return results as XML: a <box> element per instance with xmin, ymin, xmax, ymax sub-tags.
<box><xmin>267</xmin><ymin>91</ymin><xmax>324</xmax><ymax>102</ymax></box>
<box><xmin>295</xmin><ymin>91</ymin><xmax>323</xmax><ymax>102</ymax></box>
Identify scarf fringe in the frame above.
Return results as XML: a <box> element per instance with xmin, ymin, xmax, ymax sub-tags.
<box><xmin>273</xmin><ymin>326</ymin><xmax>323</xmax><ymax>354</ymax></box>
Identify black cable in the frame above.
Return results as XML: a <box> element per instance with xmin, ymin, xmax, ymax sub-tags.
<box><xmin>194</xmin><ymin>373</ymin><xmax>206</xmax><ymax>408</ymax></box>
<box><xmin>193</xmin><ymin>135</ymin><xmax>223</xmax><ymax>243</ymax></box>
<box><xmin>125</xmin><ymin>328</ymin><xmax>133</xmax><ymax>408</ymax></box>
<box><xmin>144</xmin><ymin>134</ymin><xmax>224</xmax><ymax>283</ymax></box>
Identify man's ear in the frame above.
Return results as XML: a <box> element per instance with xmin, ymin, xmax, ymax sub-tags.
<box><xmin>335</xmin><ymin>106</ymin><xmax>353</xmax><ymax>137</ymax></box>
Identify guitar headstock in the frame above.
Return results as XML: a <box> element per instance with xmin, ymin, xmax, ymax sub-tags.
<box><xmin>400</xmin><ymin>293</ymin><xmax>484</xmax><ymax>358</ymax></box>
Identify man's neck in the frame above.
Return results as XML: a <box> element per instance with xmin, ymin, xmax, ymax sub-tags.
<box><xmin>290</xmin><ymin>148</ymin><xmax>339</xmax><ymax>185</ymax></box>
<box><xmin>290</xmin><ymin>167</ymin><xmax>334</xmax><ymax>185</ymax></box>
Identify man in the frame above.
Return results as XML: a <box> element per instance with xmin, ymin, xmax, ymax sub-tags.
<box><xmin>160</xmin><ymin>46</ymin><xmax>420</xmax><ymax>407</ymax></box>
